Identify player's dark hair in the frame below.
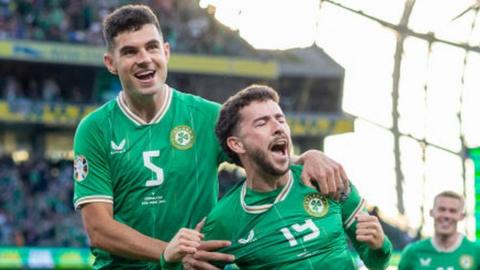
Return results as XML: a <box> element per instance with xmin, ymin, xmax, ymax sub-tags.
<box><xmin>434</xmin><ymin>190</ymin><xmax>465</xmax><ymax>210</ymax></box>
<box><xmin>103</xmin><ymin>5</ymin><xmax>162</xmax><ymax>51</ymax></box>
<box><xmin>216</xmin><ymin>84</ymin><xmax>280</xmax><ymax>166</ymax></box>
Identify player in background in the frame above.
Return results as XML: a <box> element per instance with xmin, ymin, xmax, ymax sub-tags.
<box><xmin>398</xmin><ymin>191</ymin><xmax>480</xmax><ymax>270</ymax></box>
<box><xmin>190</xmin><ymin>84</ymin><xmax>392</xmax><ymax>270</ymax></box>
<box><xmin>73</xmin><ymin>4</ymin><xmax>352</xmax><ymax>269</ymax></box>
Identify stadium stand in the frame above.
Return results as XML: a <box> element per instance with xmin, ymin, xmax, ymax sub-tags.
<box><xmin>0</xmin><ymin>155</ymin><xmax>87</xmax><ymax>247</ymax></box>
<box><xmin>0</xmin><ymin>0</ymin><xmax>255</xmax><ymax>56</ymax></box>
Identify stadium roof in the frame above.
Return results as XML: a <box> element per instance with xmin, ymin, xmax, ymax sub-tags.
<box><xmin>271</xmin><ymin>46</ymin><xmax>344</xmax><ymax>78</ymax></box>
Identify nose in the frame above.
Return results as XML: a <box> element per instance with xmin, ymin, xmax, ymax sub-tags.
<box><xmin>272</xmin><ymin>119</ymin><xmax>287</xmax><ymax>135</ymax></box>
<box><xmin>136</xmin><ymin>49</ymin><xmax>152</xmax><ymax>65</ymax></box>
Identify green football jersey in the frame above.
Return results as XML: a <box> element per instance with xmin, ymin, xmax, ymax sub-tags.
<box><xmin>203</xmin><ymin>165</ymin><xmax>392</xmax><ymax>270</ymax></box>
<box><xmin>73</xmin><ymin>87</ymin><xmax>226</xmax><ymax>269</ymax></box>
<box><xmin>398</xmin><ymin>236</ymin><xmax>480</xmax><ymax>270</ymax></box>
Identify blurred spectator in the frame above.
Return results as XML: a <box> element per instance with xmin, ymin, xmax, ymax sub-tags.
<box><xmin>218</xmin><ymin>168</ymin><xmax>242</xmax><ymax>198</ymax></box>
<box><xmin>0</xmin><ymin>156</ymin><xmax>89</xmax><ymax>247</ymax></box>
<box><xmin>0</xmin><ymin>0</ymin><xmax>255</xmax><ymax>56</ymax></box>
<box><xmin>370</xmin><ymin>206</ymin><xmax>414</xmax><ymax>250</ymax></box>
<box><xmin>70</xmin><ymin>85</ymin><xmax>83</xmax><ymax>103</ymax></box>
<box><xmin>42</xmin><ymin>77</ymin><xmax>60</xmax><ymax>102</ymax></box>
<box><xmin>4</xmin><ymin>76</ymin><xmax>21</xmax><ymax>101</ymax></box>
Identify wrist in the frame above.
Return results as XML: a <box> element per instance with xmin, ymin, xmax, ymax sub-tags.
<box><xmin>160</xmin><ymin>252</ymin><xmax>179</xmax><ymax>269</ymax></box>
<box><xmin>290</xmin><ymin>155</ymin><xmax>300</xmax><ymax>164</ymax></box>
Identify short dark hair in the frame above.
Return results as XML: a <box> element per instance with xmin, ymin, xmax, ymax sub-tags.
<box><xmin>103</xmin><ymin>5</ymin><xmax>162</xmax><ymax>51</ymax></box>
<box><xmin>215</xmin><ymin>84</ymin><xmax>280</xmax><ymax>166</ymax></box>
<box><xmin>434</xmin><ymin>190</ymin><xmax>465</xmax><ymax>210</ymax></box>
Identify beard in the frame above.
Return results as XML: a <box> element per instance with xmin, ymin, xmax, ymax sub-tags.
<box><xmin>247</xmin><ymin>146</ymin><xmax>290</xmax><ymax>177</ymax></box>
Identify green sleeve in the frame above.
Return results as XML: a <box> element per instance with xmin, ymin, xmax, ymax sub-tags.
<box><xmin>398</xmin><ymin>244</ymin><xmax>414</xmax><ymax>270</ymax></box>
<box><xmin>72</xmin><ymin>113</ymin><xmax>112</xmax><ymax>209</ymax></box>
<box><xmin>349</xmin><ymin>231</ymin><xmax>393</xmax><ymax>270</ymax></box>
<box><xmin>341</xmin><ymin>183</ymin><xmax>392</xmax><ymax>270</ymax></box>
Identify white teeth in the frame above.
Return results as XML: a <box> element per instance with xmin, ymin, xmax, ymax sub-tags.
<box><xmin>270</xmin><ymin>139</ymin><xmax>288</xmax><ymax>155</ymax></box>
<box><xmin>136</xmin><ymin>70</ymin><xmax>154</xmax><ymax>76</ymax></box>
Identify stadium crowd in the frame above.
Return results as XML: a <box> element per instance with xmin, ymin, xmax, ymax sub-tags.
<box><xmin>0</xmin><ymin>75</ymin><xmax>85</xmax><ymax>103</ymax></box>
<box><xmin>0</xmin><ymin>0</ymin><xmax>254</xmax><ymax>56</ymax></box>
<box><xmin>0</xmin><ymin>155</ymin><xmax>88</xmax><ymax>247</ymax></box>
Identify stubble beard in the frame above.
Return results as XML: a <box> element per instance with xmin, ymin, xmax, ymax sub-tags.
<box><xmin>249</xmin><ymin>146</ymin><xmax>290</xmax><ymax>177</ymax></box>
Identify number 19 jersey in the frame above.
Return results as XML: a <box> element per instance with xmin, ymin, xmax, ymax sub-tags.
<box><xmin>202</xmin><ymin>165</ymin><xmax>392</xmax><ymax>270</ymax></box>
<box><xmin>73</xmin><ymin>86</ymin><xmax>226</xmax><ymax>269</ymax></box>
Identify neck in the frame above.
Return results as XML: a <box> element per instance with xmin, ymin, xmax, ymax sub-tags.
<box><xmin>433</xmin><ymin>232</ymin><xmax>460</xmax><ymax>250</ymax></box>
<box><xmin>244</xmin><ymin>166</ymin><xmax>290</xmax><ymax>192</ymax></box>
<box><xmin>122</xmin><ymin>84</ymin><xmax>167</xmax><ymax>123</ymax></box>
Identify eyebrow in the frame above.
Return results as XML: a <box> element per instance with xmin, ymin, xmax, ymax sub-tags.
<box><xmin>252</xmin><ymin>113</ymin><xmax>284</xmax><ymax>123</ymax></box>
<box><xmin>118</xmin><ymin>45</ymin><xmax>137</xmax><ymax>55</ymax></box>
<box><xmin>119</xmin><ymin>39</ymin><xmax>160</xmax><ymax>54</ymax></box>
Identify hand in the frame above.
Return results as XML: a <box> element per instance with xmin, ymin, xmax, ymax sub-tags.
<box><xmin>163</xmin><ymin>228</ymin><xmax>203</xmax><ymax>263</ymax></box>
<box><xmin>355</xmin><ymin>213</ymin><xmax>385</xmax><ymax>249</ymax></box>
<box><xmin>297</xmin><ymin>150</ymin><xmax>349</xmax><ymax>197</ymax></box>
<box><xmin>182</xmin><ymin>219</ymin><xmax>235</xmax><ymax>270</ymax></box>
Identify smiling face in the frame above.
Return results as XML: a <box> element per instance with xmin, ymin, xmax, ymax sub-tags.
<box><xmin>230</xmin><ymin>100</ymin><xmax>292</xmax><ymax>177</ymax></box>
<box><xmin>430</xmin><ymin>195</ymin><xmax>465</xmax><ymax>238</ymax></box>
<box><xmin>103</xmin><ymin>24</ymin><xmax>170</xmax><ymax>99</ymax></box>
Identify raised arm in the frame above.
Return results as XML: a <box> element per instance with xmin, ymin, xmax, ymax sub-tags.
<box><xmin>340</xmin><ymin>183</ymin><xmax>392</xmax><ymax>270</ymax></box>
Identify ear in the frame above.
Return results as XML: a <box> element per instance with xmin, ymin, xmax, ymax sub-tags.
<box><xmin>226</xmin><ymin>136</ymin><xmax>246</xmax><ymax>155</ymax></box>
<box><xmin>104</xmin><ymin>53</ymin><xmax>117</xmax><ymax>75</ymax></box>
<box><xmin>429</xmin><ymin>209</ymin><xmax>434</xmax><ymax>217</ymax></box>
<box><xmin>163</xmin><ymin>42</ymin><xmax>171</xmax><ymax>62</ymax></box>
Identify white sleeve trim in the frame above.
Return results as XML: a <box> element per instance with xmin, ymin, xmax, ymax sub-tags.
<box><xmin>74</xmin><ymin>195</ymin><xmax>113</xmax><ymax>210</ymax></box>
<box><xmin>344</xmin><ymin>198</ymin><xmax>366</xmax><ymax>229</ymax></box>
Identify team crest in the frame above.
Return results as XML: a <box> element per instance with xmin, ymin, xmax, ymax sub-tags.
<box><xmin>170</xmin><ymin>125</ymin><xmax>195</xmax><ymax>150</ymax></box>
<box><xmin>73</xmin><ymin>155</ymin><xmax>88</xmax><ymax>182</ymax></box>
<box><xmin>303</xmin><ymin>193</ymin><xmax>328</xmax><ymax>217</ymax></box>
<box><xmin>460</xmin><ymin>254</ymin><xmax>473</xmax><ymax>269</ymax></box>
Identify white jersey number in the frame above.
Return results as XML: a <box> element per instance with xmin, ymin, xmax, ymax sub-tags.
<box><xmin>280</xmin><ymin>219</ymin><xmax>320</xmax><ymax>247</ymax></box>
<box><xmin>143</xmin><ymin>151</ymin><xmax>164</xmax><ymax>187</ymax></box>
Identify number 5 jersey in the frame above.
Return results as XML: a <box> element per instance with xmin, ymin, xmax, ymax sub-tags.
<box><xmin>73</xmin><ymin>86</ymin><xmax>227</xmax><ymax>269</ymax></box>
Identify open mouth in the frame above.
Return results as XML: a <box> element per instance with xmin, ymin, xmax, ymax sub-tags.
<box><xmin>437</xmin><ymin>219</ymin><xmax>453</xmax><ymax>229</ymax></box>
<box><xmin>269</xmin><ymin>139</ymin><xmax>288</xmax><ymax>157</ymax></box>
<box><xmin>134</xmin><ymin>70</ymin><xmax>156</xmax><ymax>81</ymax></box>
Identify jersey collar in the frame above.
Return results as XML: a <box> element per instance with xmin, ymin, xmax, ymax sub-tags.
<box><xmin>240</xmin><ymin>171</ymin><xmax>293</xmax><ymax>214</ymax></box>
<box><xmin>431</xmin><ymin>234</ymin><xmax>464</xmax><ymax>252</ymax></box>
<box><xmin>116</xmin><ymin>85</ymin><xmax>172</xmax><ymax>126</ymax></box>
